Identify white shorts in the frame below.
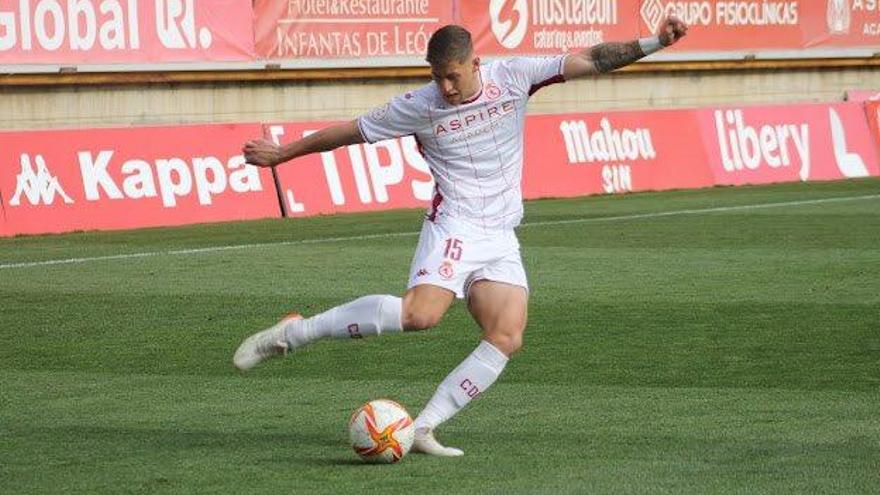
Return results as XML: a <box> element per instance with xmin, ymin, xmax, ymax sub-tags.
<box><xmin>407</xmin><ymin>220</ymin><xmax>528</xmax><ymax>299</ymax></box>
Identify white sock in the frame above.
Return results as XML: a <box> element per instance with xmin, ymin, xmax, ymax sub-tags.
<box><xmin>285</xmin><ymin>295</ymin><xmax>402</xmax><ymax>345</ymax></box>
<box><xmin>414</xmin><ymin>340</ymin><xmax>509</xmax><ymax>431</ymax></box>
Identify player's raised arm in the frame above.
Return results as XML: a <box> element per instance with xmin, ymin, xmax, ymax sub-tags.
<box><xmin>242</xmin><ymin>119</ymin><xmax>365</xmax><ymax>168</ymax></box>
<box><xmin>563</xmin><ymin>16</ymin><xmax>688</xmax><ymax>80</ymax></box>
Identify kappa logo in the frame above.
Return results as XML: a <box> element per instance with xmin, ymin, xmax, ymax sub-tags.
<box><xmin>640</xmin><ymin>0</ymin><xmax>665</xmax><ymax>33</ymax></box>
<box><xmin>828</xmin><ymin>108</ymin><xmax>869</xmax><ymax>178</ymax></box>
<box><xmin>827</xmin><ymin>0</ymin><xmax>851</xmax><ymax>35</ymax></box>
<box><xmin>9</xmin><ymin>154</ymin><xmax>74</xmax><ymax>206</ymax></box>
<box><xmin>415</xmin><ymin>268</ymin><xmax>430</xmax><ymax>278</ymax></box>
<box><xmin>489</xmin><ymin>0</ymin><xmax>528</xmax><ymax>49</ymax></box>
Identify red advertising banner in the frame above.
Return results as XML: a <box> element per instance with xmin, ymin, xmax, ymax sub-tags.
<box><xmin>459</xmin><ymin>0</ymin><xmax>641</xmax><ymax>55</ymax></box>
<box><xmin>0</xmin><ymin>0</ymin><xmax>255</xmax><ymax>64</ymax></box>
<box><xmin>2</xmin><ymin>101</ymin><xmax>877</xmax><ymax>237</ymax></box>
<box><xmin>638</xmin><ymin>1</ymin><xmax>880</xmax><ymax>52</ymax></box>
<box><xmin>265</xmin><ymin>122</ymin><xmax>434</xmax><ymax>217</ymax></box>
<box><xmin>253</xmin><ymin>0</ymin><xmax>452</xmax><ymax>60</ymax></box>
<box><xmin>465</xmin><ymin>1</ymin><xmax>880</xmax><ymax>58</ymax></box>
<box><xmin>3</xmin><ymin>1</ymin><xmax>877</xmax><ymax>66</ymax></box>
<box><xmin>636</xmin><ymin>0</ymin><xmax>804</xmax><ymax>51</ymax></box>
<box><xmin>522</xmin><ymin>108</ymin><xmax>714</xmax><ymax>198</ymax></box>
<box><xmin>0</xmin><ymin>124</ymin><xmax>280</xmax><ymax>236</ymax></box>
<box><xmin>698</xmin><ymin>102</ymin><xmax>880</xmax><ymax>185</ymax></box>
<box><xmin>846</xmin><ymin>89</ymin><xmax>880</xmax><ymax>102</ymax></box>
<box><xmin>801</xmin><ymin>0</ymin><xmax>880</xmax><ymax>48</ymax></box>
<box><xmin>863</xmin><ymin>99</ymin><xmax>880</xmax><ymax>155</ymax></box>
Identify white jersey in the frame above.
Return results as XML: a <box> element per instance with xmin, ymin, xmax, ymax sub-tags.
<box><xmin>358</xmin><ymin>56</ymin><xmax>566</xmax><ymax>234</ymax></box>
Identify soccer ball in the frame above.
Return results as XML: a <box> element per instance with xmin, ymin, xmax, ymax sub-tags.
<box><xmin>348</xmin><ymin>399</ymin><xmax>415</xmax><ymax>463</ymax></box>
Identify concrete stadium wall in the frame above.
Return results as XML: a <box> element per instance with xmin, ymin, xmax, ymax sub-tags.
<box><xmin>3</xmin><ymin>66</ymin><xmax>879</xmax><ymax>130</ymax></box>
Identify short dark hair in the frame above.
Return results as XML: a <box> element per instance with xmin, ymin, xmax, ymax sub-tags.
<box><xmin>426</xmin><ymin>25</ymin><xmax>473</xmax><ymax>66</ymax></box>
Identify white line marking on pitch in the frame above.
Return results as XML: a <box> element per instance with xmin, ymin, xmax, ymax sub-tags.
<box><xmin>2</xmin><ymin>193</ymin><xmax>878</xmax><ymax>270</ymax></box>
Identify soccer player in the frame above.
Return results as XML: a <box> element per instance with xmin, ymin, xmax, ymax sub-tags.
<box><xmin>235</xmin><ymin>17</ymin><xmax>688</xmax><ymax>456</ymax></box>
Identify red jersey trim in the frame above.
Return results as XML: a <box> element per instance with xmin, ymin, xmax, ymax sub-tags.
<box><xmin>529</xmin><ymin>74</ymin><xmax>565</xmax><ymax>97</ymax></box>
<box><xmin>461</xmin><ymin>87</ymin><xmax>483</xmax><ymax>105</ymax></box>
<box><xmin>529</xmin><ymin>55</ymin><xmax>567</xmax><ymax>97</ymax></box>
<box><xmin>355</xmin><ymin>117</ymin><xmax>373</xmax><ymax>144</ymax></box>
<box><xmin>427</xmin><ymin>191</ymin><xmax>444</xmax><ymax>222</ymax></box>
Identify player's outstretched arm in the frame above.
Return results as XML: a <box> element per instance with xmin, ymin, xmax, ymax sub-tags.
<box><xmin>563</xmin><ymin>15</ymin><xmax>687</xmax><ymax>80</ymax></box>
<box><xmin>243</xmin><ymin>119</ymin><xmax>365</xmax><ymax>168</ymax></box>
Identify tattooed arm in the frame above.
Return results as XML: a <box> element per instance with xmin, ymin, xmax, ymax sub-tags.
<box><xmin>592</xmin><ymin>40</ymin><xmax>647</xmax><ymax>74</ymax></box>
<box><xmin>563</xmin><ymin>16</ymin><xmax>688</xmax><ymax>79</ymax></box>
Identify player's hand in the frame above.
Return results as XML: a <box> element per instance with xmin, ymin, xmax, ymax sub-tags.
<box><xmin>658</xmin><ymin>15</ymin><xmax>688</xmax><ymax>47</ymax></box>
<box><xmin>242</xmin><ymin>138</ymin><xmax>283</xmax><ymax>167</ymax></box>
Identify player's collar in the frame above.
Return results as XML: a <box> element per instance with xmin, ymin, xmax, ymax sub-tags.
<box><xmin>460</xmin><ymin>69</ymin><xmax>484</xmax><ymax>105</ymax></box>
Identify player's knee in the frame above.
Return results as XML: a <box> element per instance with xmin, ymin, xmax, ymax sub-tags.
<box><xmin>401</xmin><ymin>289</ymin><xmax>450</xmax><ymax>331</ymax></box>
<box><xmin>503</xmin><ymin>333</ymin><xmax>524</xmax><ymax>355</ymax></box>
<box><xmin>485</xmin><ymin>328</ymin><xmax>524</xmax><ymax>356</ymax></box>
<box><xmin>401</xmin><ymin>311</ymin><xmax>443</xmax><ymax>331</ymax></box>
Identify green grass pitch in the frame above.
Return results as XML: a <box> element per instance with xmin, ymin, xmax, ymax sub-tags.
<box><xmin>1</xmin><ymin>179</ymin><xmax>878</xmax><ymax>494</ymax></box>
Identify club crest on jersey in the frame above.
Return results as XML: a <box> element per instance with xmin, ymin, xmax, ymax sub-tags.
<box><xmin>439</xmin><ymin>261</ymin><xmax>455</xmax><ymax>280</ymax></box>
<box><xmin>485</xmin><ymin>82</ymin><xmax>502</xmax><ymax>100</ymax></box>
<box><xmin>370</xmin><ymin>103</ymin><xmax>390</xmax><ymax>121</ymax></box>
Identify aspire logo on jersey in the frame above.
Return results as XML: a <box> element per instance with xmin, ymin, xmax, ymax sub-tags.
<box><xmin>434</xmin><ymin>100</ymin><xmax>517</xmax><ymax>137</ymax></box>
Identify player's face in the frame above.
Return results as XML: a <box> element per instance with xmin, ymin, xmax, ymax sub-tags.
<box><xmin>431</xmin><ymin>55</ymin><xmax>481</xmax><ymax>106</ymax></box>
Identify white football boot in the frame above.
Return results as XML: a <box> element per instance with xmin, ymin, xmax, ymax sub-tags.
<box><xmin>233</xmin><ymin>313</ymin><xmax>304</xmax><ymax>371</ymax></box>
<box><xmin>411</xmin><ymin>427</ymin><xmax>464</xmax><ymax>457</ymax></box>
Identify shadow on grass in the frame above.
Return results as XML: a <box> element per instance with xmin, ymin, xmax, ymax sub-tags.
<box><xmin>302</xmin><ymin>457</ymin><xmax>376</xmax><ymax>467</ymax></box>
<box><xmin>15</xmin><ymin>424</ymin><xmax>334</xmax><ymax>453</ymax></box>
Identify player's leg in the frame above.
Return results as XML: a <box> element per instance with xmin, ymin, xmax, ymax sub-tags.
<box><xmin>233</xmin><ymin>286</ymin><xmax>454</xmax><ymax>371</ymax></box>
<box><xmin>401</xmin><ymin>284</ymin><xmax>456</xmax><ymax>331</ymax></box>
<box><xmin>467</xmin><ymin>280</ymin><xmax>528</xmax><ymax>355</ymax></box>
<box><xmin>289</xmin><ymin>283</ymin><xmax>454</xmax><ymax>342</ymax></box>
<box><xmin>412</xmin><ymin>279</ymin><xmax>528</xmax><ymax>456</ymax></box>
<box><xmin>233</xmin><ymin>294</ymin><xmax>400</xmax><ymax>371</ymax></box>
<box><xmin>234</xmin><ymin>219</ymin><xmax>462</xmax><ymax>371</ymax></box>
